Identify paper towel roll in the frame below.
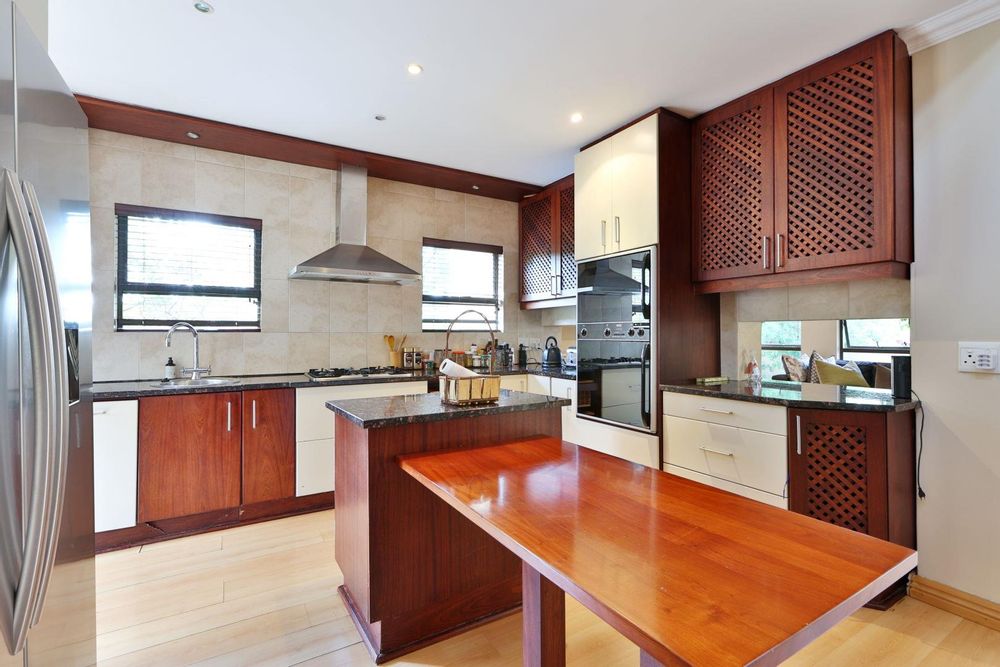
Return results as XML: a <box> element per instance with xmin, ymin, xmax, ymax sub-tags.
<box><xmin>440</xmin><ymin>359</ymin><xmax>480</xmax><ymax>378</ymax></box>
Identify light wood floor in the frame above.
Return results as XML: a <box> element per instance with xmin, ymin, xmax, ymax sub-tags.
<box><xmin>96</xmin><ymin>510</ymin><xmax>1000</xmax><ymax>666</ymax></box>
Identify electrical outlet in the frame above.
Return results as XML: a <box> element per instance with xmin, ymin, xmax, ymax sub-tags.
<box><xmin>958</xmin><ymin>342</ymin><xmax>1000</xmax><ymax>373</ymax></box>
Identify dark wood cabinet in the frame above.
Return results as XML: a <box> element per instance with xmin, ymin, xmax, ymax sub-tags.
<box><xmin>138</xmin><ymin>392</ymin><xmax>243</xmax><ymax>522</ymax></box>
<box><xmin>787</xmin><ymin>408</ymin><xmax>915</xmax><ymax>549</ymax></box>
<box><xmin>520</xmin><ymin>175</ymin><xmax>575</xmax><ymax>307</ymax></box>
<box><xmin>242</xmin><ymin>388</ymin><xmax>296</xmax><ymax>504</ymax></box>
<box><xmin>693</xmin><ymin>31</ymin><xmax>912</xmax><ymax>293</ymax></box>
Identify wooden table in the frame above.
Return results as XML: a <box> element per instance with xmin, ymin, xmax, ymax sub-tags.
<box><xmin>400</xmin><ymin>437</ymin><xmax>917</xmax><ymax>666</ymax></box>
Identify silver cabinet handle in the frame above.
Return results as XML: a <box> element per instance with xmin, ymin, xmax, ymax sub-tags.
<box><xmin>251</xmin><ymin>399</ymin><xmax>257</xmax><ymax>430</ymax></box>
<box><xmin>614</xmin><ymin>216</ymin><xmax>620</xmax><ymax>244</ymax></box>
<box><xmin>777</xmin><ymin>233</ymin><xmax>784</xmax><ymax>268</ymax></box>
<box><xmin>699</xmin><ymin>406</ymin><xmax>734</xmax><ymax>416</ymax></box>
<box><xmin>762</xmin><ymin>236</ymin><xmax>770</xmax><ymax>269</ymax></box>
<box><xmin>227</xmin><ymin>401</ymin><xmax>232</xmax><ymax>432</ymax></box>
<box><xmin>699</xmin><ymin>446</ymin><xmax>735</xmax><ymax>457</ymax></box>
<box><xmin>93</xmin><ymin>410</ymin><xmax>109</xmax><ymax>416</ymax></box>
<box><xmin>601</xmin><ymin>220</ymin><xmax>607</xmax><ymax>248</ymax></box>
<box><xmin>796</xmin><ymin>415</ymin><xmax>802</xmax><ymax>455</ymax></box>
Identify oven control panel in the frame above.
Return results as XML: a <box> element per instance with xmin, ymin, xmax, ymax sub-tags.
<box><xmin>578</xmin><ymin>322</ymin><xmax>648</xmax><ymax>339</ymax></box>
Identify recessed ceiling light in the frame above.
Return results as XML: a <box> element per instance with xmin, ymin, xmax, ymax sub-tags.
<box><xmin>193</xmin><ymin>1</ymin><xmax>214</xmax><ymax>13</ymax></box>
<box><xmin>186</xmin><ymin>131</ymin><xmax>200</xmax><ymax>139</ymax></box>
<box><xmin>407</xmin><ymin>63</ymin><xmax>424</xmax><ymax>75</ymax></box>
<box><xmin>374</xmin><ymin>115</ymin><xmax>386</xmax><ymax>122</ymax></box>
<box><xmin>570</xmin><ymin>112</ymin><xmax>583</xmax><ymax>124</ymax></box>
<box><xmin>472</xmin><ymin>185</ymin><xmax>480</xmax><ymax>191</ymax></box>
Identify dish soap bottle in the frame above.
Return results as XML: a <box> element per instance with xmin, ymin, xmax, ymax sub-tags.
<box><xmin>164</xmin><ymin>357</ymin><xmax>177</xmax><ymax>380</ymax></box>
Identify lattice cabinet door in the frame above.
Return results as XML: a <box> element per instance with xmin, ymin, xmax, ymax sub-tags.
<box><xmin>520</xmin><ymin>189</ymin><xmax>557</xmax><ymax>303</ymax></box>
<box><xmin>555</xmin><ymin>181</ymin><xmax>577</xmax><ymax>295</ymax></box>
<box><xmin>787</xmin><ymin>408</ymin><xmax>888</xmax><ymax>541</ymax></box>
<box><xmin>693</xmin><ymin>89</ymin><xmax>774</xmax><ymax>281</ymax></box>
<box><xmin>774</xmin><ymin>32</ymin><xmax>910</xmax><ymax>272</ymax></box>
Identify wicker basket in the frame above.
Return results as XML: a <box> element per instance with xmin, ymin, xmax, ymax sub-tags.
<box><xmin>439</xmin><ymin>310</ymin><xmax>501</xmax><ymax>406</ymax></box>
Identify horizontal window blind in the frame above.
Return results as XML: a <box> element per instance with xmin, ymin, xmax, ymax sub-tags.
<box><xmin>422</xmin><ymin>238</ymin><xmax>503</xmax><ymax>332</ymax></box>
<box><xmin>115</xmin><ymin>205</ymin><xmax>262</xmax><ymax>331</ymax></box>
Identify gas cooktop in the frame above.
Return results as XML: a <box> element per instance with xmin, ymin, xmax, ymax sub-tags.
<box><xmin>306</xmin><ymin>367</ymin><xmax>414</xmax><ymax>381</ymax></box>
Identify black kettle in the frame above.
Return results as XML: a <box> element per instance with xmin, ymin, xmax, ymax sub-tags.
<box><xmin>542</xmin><ymin>336</ymin><xmax>562</xmax><ymax>368</ymax></box>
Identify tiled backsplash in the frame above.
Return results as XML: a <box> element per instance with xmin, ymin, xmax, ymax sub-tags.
<box><xmin>89</xmin><ymin>130</ymin><xmax>568</xmax><ymax>381</ymax></box>
<box><xmin>719</xmin><ymin>279</ymin><xmax>911</xmax><ymax>378</ymax></box>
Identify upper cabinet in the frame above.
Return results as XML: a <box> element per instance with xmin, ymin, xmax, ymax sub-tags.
<box><xmin>575</xmin><ymin>114</ymin><xmax>659</xmax><ymax>260</ymax></box>
<box><xmin>693</xmin><ymin>31</ymin><xmax>912</xmax><ymax>292</ymax></box>
<box><xmin>520</xmin><ymin>175</ymin><xmax>576</xmax><ymax>307</ymax></box>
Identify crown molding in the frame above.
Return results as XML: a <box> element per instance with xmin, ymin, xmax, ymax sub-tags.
<box><xmin>899</xmin><ymin>0</ymin><xmax>1000</xmax><ymax>54</ymax></box>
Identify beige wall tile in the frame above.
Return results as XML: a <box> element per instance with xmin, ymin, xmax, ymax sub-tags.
<box><xmin>433</xmin><ymin>188</ymin><xmax>462</xmax><ymax>202</ymax></box>
<box><xmin>245</xmin><ymin>155</ymin><xmax>291</xmax><ymax>174</ymax></box>
<box><xmin>384</xmin><ymin>180</ymin><xmax>433</xmax><ymax>199</ymax></box>
<box><xmin>141</xmin><ymin>137</ymin><xmax>196</xmax><ymax>158</ymax></box>
<box><xmin>330</xmin><ymin>283</ymin><xmax>368</xmax><ymax>333</ymax></box>
<box><xmin>719</xmin><ymin>293</ymin><xmax>738</xmax><ymax>378</ymax></box>
<box><xmin>260</xmin><ymin>280</ymin><xmax>289</xmax><ymax>333</ymax></box>
<box><xmin>140</xmin><ymin>153</ymin><xmax>196</xmax><ymax>210</ymax></box>
<box><xmin>287</xmin><ymin>333</ymin><xmax>329</xmax><ymax>372</ymax></box>
<box><xmin>200</xmin><ymin>333</ymin><xmax>246</xmax><ymax>376</ymax></box>
<box><xmin>787</xmin><ymin>282</ymin><xmax>850</xmax><ymax>320</ymax></box>
<box><xmin>289</xmin><ymin>163</ymin><xmax>333</xmax><ymax>182</ymax></box>
<box><xmin>139</xmin><ymin>332</ymin><xmax>172</xmax><ymax>380</ymax></box>
<box><xmin>364</xmin><ymin>332</ymin><xmax>392</xmax><ymax>367</ymax></box>
<box><xmin>89</xmin><ymin>128</ymin><xmax>144</xmax><ymax>150</ymax></box>
<box><xmin>329</xmin><ymin>333</ymin><xmax>367</xmax><ymax>368</ymax></box>
<box><xmin>245</xmin><ymin>170</ymin><xmax>289</xmax><ymax>222</ymax></box>
<box><xmin>368</xmin><ymin>284</ymin><xmax>401</xmax><ymax>333</ymax></box>
<box><xmin>91</xmin><ymin>269</ymin><xmax>116</xmax><ymax>335</ymax></box>
<box><xmin>195</xmin><ymin>161</ymin><xmax>245</xmax><ymax>216</ymax></box>
<box><xmin>90</xmin><ymin>144</ymin><xmax>141</xmax><ymax>209</ymax></box>
<box><xmin>288</xmin><ymin>280</ymin><xmax>330</xmax><ymax>333</ymax></box>
<box><xmin>849</xmin><ymin>279</ymin><xmax>911</xmax><ymax>318</ymax></box>
<box><xmin>89</xmin><ymin>206</ymin><xmax>116</xmax><ymax>277</ymax></box>
<box><xmin>244</xmin><ymin>333</ymin><xmax>289</xmax><ymax>374</ymax></box>
<box><xmin>736</xmin><ymin>288</ymin><xmax>789</xmax><ymax>322</ymax></box>
<box><xmin>195</xmin><ymin>147</ymin><xmax>245</xmax><ymax>168</ymax></box>
<box><xmin>261</xmin><ymin>223</ymin><xmax>291</xmax><ymax>280</ymax></box>
<box><xmin>93</xmin><ymin>331</ymin><xmax>140</xmax><ymax>381</ymax></box>
<box><xmin>289</xmin><ymin>177</ymin><xmax>334</xmax><ymax>264</ymax></box>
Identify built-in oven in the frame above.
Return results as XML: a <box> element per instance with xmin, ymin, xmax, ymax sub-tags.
<box><xmin>575</xmin><ymin>246</ymin><xmax>655</xmax><ymax>433</ymax></box>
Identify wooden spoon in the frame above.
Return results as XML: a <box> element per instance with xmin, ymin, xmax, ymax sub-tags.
<box><xmin>387</xmin><ymin>335</ymin><xmax>396</xmax><ymax>352</ymax></box>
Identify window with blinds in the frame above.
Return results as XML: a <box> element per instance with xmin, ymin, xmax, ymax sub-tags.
<box><xmin>422</xmin><ymin>238</ymin><xmax>503</xmax><ymax>331</ymax></box>
<box><xmin>115</xmin><ymin>204</ymin><xmax>262</xmax><ymax>331</ymax></box>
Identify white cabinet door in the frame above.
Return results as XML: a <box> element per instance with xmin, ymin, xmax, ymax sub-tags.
<box><xmin>574</xmin><ymin>137</ymin><xmax>614</xmax><ymax>261</ymax></box>
<box><xmin>294</xmin><ymin>381</ymin><xmax>427</xmax><ymax>496</ymax></box>
<box><xmin>549</xmin><ymin>378</ymin><xmax>579</xmax><ymax>445</ymax></box>
<box><xmin>93</xmin><ymin>400</ymin><xmax>138</xmax><ymax>532</ymax></box>
<box><xmin>574</xmin><ymin>417</ymin><xmax>658</xmax><ymax>468</ymax></box>
<box><xmin>612</xmin><ymin>114</ymin><xmax>659</xmax><ymax>252</ymax></box>
<box><xmin>526</xmin><ymin>374</ymin><xmax>551</xmax><ymax>396</ymax></box>
<box><xmin>500</xmin><ymin>375</ymin><xmax>527</xmax><ymax>392</ymax></box>
<box><xmin>297</xmin><ymin>438</ymin><xmax>334</xmax><ymax>497</ymax></box>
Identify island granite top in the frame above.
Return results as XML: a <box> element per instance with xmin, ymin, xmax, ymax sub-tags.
<box><xmin>661</xmin><ymin>380</ymin><xmax>919</xmax><ymax>413</ymax></box>
<box><xmin>326</xmin><ymin>389</ymin><xmax>571</xmax><ymax>428</ymax></box>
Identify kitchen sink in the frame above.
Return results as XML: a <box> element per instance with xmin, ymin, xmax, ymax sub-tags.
<box><xmin>147</xmin><ymin>377</ymin><xmax>241</xmax><ymax>389</ymax></box>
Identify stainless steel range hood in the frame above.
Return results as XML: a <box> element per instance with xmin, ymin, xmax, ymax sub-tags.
<box><xmin>288</xmin><ymin>164</ymin><xmax>421</xmax><ymax>285</ymax></box>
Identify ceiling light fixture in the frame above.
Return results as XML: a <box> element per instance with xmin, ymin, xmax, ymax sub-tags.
<box><xmin>374</xmin><ymin>115</ymin><xmax>386</xmax><ymax>121</ymax></box>
<box><xmin>193</xmin><ymin>1</ymin><xmax>214</xmax><ymax>13</ymax></box>
<box><xmin>407</xmin><ymin>63</ymin><xmax>424</xmax><ymax>75</ymax></box>
<box><xmin>570</xmin><ymin>112</ymin><xmax>583</xmax><ymax>124</ymax></box>
<box><xmin>186</xmin><ymin>131</ymin><xmax>201</xmax><ymax>139</ymax></box>
<box><xmin>472</xmin><ymin>185</ymin><xmax>480</xmax><ymax>190</ymax></box>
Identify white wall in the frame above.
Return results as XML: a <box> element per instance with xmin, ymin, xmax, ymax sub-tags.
<box><xmin>912</xmin><ymin>19</ymin><xmax>1000</xmax><ymax>603</ymax></box>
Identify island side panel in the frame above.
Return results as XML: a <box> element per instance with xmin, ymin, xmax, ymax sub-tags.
<box><xmin>368</xmin><ymin>407</ymin><xmax>562</xmax><ymax>656</ymax></box>
<box><xmin>334</xmin><ymin>414</ymin><xmax>373</xmax><ymax>623</ymax></box>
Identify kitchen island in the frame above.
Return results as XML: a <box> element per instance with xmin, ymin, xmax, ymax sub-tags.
<box><xmin>325</xmin><ymin>389</ymin><xmax>570</xmax><ymax>663</ymax></box>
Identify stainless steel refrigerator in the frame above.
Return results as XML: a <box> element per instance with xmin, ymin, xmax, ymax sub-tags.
<box><xmin>1</xmin><ymin>2</ymin><xmax>95</xmax><ymax>665</ymax></box>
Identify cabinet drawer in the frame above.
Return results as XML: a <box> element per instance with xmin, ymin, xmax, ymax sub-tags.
<box><xmin>663</xmin><ymin>415</ymin><xmax>787</xmax><ymax>497</ymax></box>
<box><xmin>500</xmin><ymin>375</ymin><xmax>527</xmax><ymax>392</ymax></box>
<box><xmin>663</xmin><ymin>464</ymin><xmax>787</xmax><ymax>509</ymax></box>
<box><xmin>663</xmin><ymin>391</ymin><xmax>786</xmax><ymax>435</ymax></box>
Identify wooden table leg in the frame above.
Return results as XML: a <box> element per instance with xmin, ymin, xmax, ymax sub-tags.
<box><xmin>639</xmin><ymin>649</ymin><xmax>666</xmax><ymax>666</ymax></box>
<box><xmin>522</xmin><ymin>561</ymin><xmax>565</xmax><ymax>667</ymax></box>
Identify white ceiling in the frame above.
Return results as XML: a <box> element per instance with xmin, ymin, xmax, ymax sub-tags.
<box><xmin>50</xmin><ymin>0</ymin><xmax>962</xmax><ymax>186</ymax></box>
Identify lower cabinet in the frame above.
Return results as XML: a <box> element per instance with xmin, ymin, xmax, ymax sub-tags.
<box><xmin>93</xmin><ymin>400</ymin><xmax>138</xmax><ymax>532</ymax></box>
<box><xmin>499</xmin><ymin>374</ymin><xmax>528</xmax><ymax>392</ymax></box>
<box><xmin>242</xmin><ymin>389</ymin><xmax>296</xmax><ymax>504</ymax></box>
<box><xmin>138</xmin><ymin>392</ymin><xmax>243</xmax><ymax>522</ymax></box>
<box><xmin>787</xmin><ymin>408</ymin><xmax>915</xmax><ymax>548</ymax></box>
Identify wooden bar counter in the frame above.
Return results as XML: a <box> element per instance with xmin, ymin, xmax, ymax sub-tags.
<box><xmin>401</xmin><ymin>437</ymin><xmax>918</xmax><ymax>667</ymax></box>
<box><xmin>325</xmin><ymin>390</ymin><xmax>570</xmax><ymax>663</ymax></box>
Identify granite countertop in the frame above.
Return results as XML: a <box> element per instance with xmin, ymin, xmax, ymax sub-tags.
<box><xmin>92</xmin><ymin>365</ymin><xmax>577</xmax><ymax>400</ymax></box>
<box><xmin>326</xmin><ymin>389</ymin><xmax>571</xmax><ymax>428</ymax></box>
<box><xmin>660</xmin><ymin>380</ymin><xmax>919</xmax><ymax>413</ymax></box>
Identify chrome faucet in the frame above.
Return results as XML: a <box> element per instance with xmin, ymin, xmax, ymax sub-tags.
<box><xmin>165</xmin><ymin>322</ymin><xmax>211</xmax><ymax>380</ymax></box>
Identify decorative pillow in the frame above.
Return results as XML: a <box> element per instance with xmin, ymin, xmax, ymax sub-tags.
<box><xmin>806</xmin><ymin>350</ymin><xmax>836</xmax><ymax>383</ymax></box>
<box><xmin>813</xmin><ymin>359</ymin><xmax>870</xmax><ymax>387</ymax></box>
<box><xmin>874</xmin><ymin>364</ymin><xmax>892</xmax><ymax>389</ymax></box>
<box><xmin>781</xmin><ymin>354</ymin><xmax>808</xmax><ymax>382</ymax></box>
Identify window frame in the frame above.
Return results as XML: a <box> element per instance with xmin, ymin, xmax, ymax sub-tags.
<box><xmin>421</xmin><ymin>237</ymin><xmax>503</xmax><ymax>332</ymax></box>
<box><xmin>114</xmin><ymin>203</ymin><xmax>263</xmax><ymax>332</ymax></box>
<box><xmin>839</xmin><ymin>319</ymin><xmax>911</xmax><ymax>357</ymax></box>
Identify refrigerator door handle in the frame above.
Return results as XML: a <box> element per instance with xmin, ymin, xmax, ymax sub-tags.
<box><xmin>22</xmin><ymin>180</ymin><xmax>70</xmax><ymax>628</ymax></box>
<box><xmin>640</xmin><ymin>343</ymin><xmax>651</xmax><ymax>428</ymax></box>
<box><xmin>1</xmin><ymin>169</ymin><xmax>60</xmax><ymax>656</ymax></box>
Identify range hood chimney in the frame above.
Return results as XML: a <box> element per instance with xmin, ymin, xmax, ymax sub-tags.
<box><xmin>288</xmin><ymin>164</ymin><xmax>421</xmax><ymax>285</ymax></box>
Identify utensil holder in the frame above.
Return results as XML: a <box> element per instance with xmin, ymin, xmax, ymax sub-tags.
<box><xmin>389</xmin><ymin>351</ymin><xmax>403</xmax><ymax>368</ymax></box>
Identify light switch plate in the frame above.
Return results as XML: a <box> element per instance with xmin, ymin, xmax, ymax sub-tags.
<box><xmin>958</xmin><ymin>341</ymin><xmax>1000</xmax><ymax>373</ymax></box>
